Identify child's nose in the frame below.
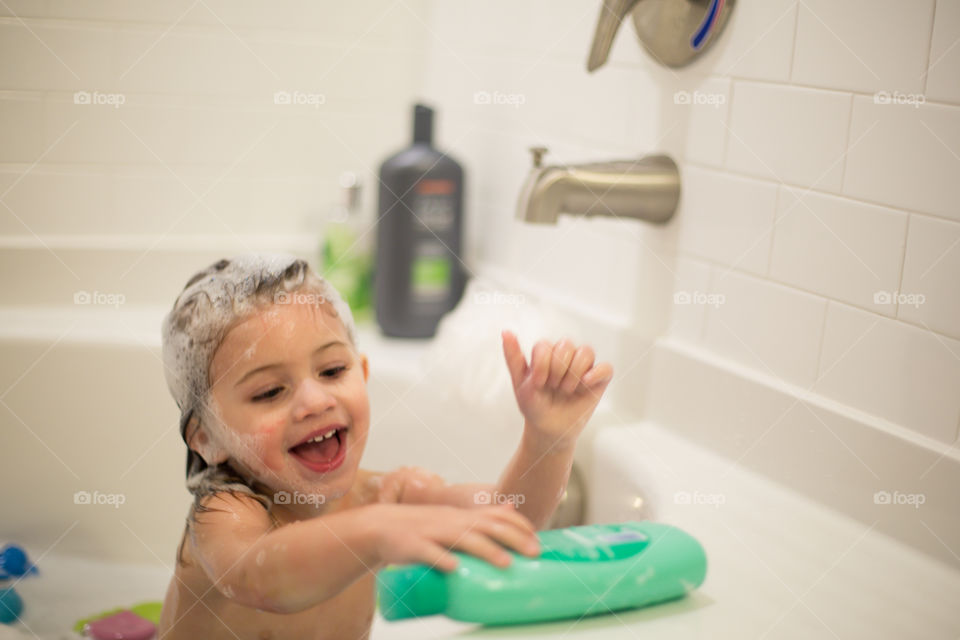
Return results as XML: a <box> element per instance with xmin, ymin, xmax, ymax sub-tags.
<box><xmin>291</xmin><ymin>378</ymin><xmax>336</xmax><ymax>421</ymax></box>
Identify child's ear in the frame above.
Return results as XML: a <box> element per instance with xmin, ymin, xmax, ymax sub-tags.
<box><xmin>186</xmin><ymin>415</ymin><xmax>229</xmax><ymax>466</ymax></box>
<box><xmin>360</xmin><ymin>353</ymin><xmax>369</xmax><ymax>383</ymax></box>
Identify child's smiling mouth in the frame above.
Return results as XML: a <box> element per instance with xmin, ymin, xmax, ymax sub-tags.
<box><xmin>288</xmin><ymin>425</ymin><xmax>349</xmax><ymax>473</ymax></box>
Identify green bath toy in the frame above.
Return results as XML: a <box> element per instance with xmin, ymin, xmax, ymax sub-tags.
<box><xmin>377</xmin><ymin>521</ymin><xmax>707</xmax><ymax>626</ymax></box>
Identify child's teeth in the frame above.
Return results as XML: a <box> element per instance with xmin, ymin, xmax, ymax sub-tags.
<box><xmin>306</xmin><ymin>430</ymin><xmax>337</xmax><ymax>444</ymax></box>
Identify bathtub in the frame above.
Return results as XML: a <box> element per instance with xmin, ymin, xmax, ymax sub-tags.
<box><xmin>10</xmin><ymin>419</ymin><xmax>960</xmax><ymax>639</ymax></box>
<box><xmin>2</xmin><ymin>302</ymin><xmax>959</xmax><ymax>638</ymax></box>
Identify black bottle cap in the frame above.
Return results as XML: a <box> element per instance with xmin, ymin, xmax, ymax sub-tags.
<box><xmin>413</xmin><ymin>103</ymin><xmax>433</xmax><ymax>146</ymax></box>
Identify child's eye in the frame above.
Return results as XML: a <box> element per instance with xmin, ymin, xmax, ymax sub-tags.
<box><xmin>252</xmin><ymin>387</ymin><xmax>283</xmax><ymax>402</ymax></box>
<box><xmin>322</xmin><ymin>366</ymin><xmax>347</xmax><ymax>378</ymax></box>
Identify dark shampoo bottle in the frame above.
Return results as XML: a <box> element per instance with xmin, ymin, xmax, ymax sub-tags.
<box><xmin>374</xmin><ymin>104</ymin><xmax>466</xmax><ymax>338</ymax></box>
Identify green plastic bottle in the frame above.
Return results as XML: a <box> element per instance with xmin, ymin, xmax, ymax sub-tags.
<box><xmin>321</xmin><ymin>172</ymin><xmax>373</xmax><ymax>326</ymax></box>
<box><xmin>377</xmin><ymin>521</ymin><xmax>707</xmax><ymax>626</ymax></box>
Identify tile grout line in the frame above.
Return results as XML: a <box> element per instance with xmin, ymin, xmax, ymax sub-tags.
<box><xmin>920</xmin><ymin>0</ymin><xmax>939</xmax><ymax>95</ymax></box>
<box><xmin>837</xmin><ymin>92</ymin><xmax>855</xmax><ymax>192</ymax></box>
<box><xmin>787</xmin><ymin>0</ymin><xmax>801</xmax><ymax>82</ymax></box>
<box><xmin>894</xmin><ymin>214</ymin><xmax>913</xmax><ymax>319</ymax></box>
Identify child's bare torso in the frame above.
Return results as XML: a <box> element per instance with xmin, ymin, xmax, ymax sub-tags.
<box><xmin>158</xmin><ymin>470</ymin><xmax>381</xmax><ymax>640</ymax></box>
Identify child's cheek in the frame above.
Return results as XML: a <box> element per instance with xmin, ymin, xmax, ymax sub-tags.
<box><xmin>257</xmin><ymin>418</ymin><xmax>287</xmax><ymax>471</ymax></box>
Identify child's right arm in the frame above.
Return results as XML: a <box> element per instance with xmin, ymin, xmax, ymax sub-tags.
<box><xmin>188</xmin><ymin>492</ymin><xmax>540</xmax><ymax>614</ymax></box>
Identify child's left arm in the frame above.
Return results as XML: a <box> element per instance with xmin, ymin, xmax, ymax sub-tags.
<box><xmin>374</xmin><ymin>331</ymin><xmax>612</xmax><ymax>530</ymax></box>
<box><xmin>492</xmin><ymin>330</ymin><xmax>612</xmax><ymax>528</ymax></box>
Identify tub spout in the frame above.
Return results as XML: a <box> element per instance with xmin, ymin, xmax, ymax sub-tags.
<box><xmin>515</xmin><ymin>148</ymin><xmax>680</xmax><ymax>225</ymax></box>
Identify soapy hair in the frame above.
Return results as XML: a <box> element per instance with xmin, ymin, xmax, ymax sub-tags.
<box><xmin>160</xmin><ymin>254</ymin><xmax>356</xmax><ymax>564</ymax></box>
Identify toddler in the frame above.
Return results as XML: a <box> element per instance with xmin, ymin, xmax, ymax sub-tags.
<box><xmin>157</xmin><ymin>255</ymin><xmax>613</xmax><ymax>639</ymax></box>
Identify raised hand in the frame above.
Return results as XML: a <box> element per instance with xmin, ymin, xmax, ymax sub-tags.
<box><xmin>500</xmin><ymin>330</ymin><xmax>613</xmax><ymax>451</ymax></box>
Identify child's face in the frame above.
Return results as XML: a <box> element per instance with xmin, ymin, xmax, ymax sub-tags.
<box><xmin>206</xmin><ymin>297</ymin><xmax>369</xmax><ymax>508</ymax></box>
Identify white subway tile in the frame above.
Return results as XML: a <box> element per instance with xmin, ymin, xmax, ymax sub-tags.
<box><xmin>624</xmin><ymin>67</ymin><xmax>670</xmax><ymax>154</ymax></box>
<box><xmin>0</xmin><ymin>1</ymin><xmax>432</xmax><ymax>46</ymax></box>
<box><xmin>668</xmin><ymin>257</ymin><xmax>712</xmax><ymax>343</ymax></box>
<box><xmin>927</xmin><ymin>0</ymin><xmax>960</xmax><ymax>105</ymax></box>
<box><xmin>898</xmin><ymin>215</ymin><xmax>960</xmax><ymax>340</ymax></box>
<box><xmin>41</xmin><ymin>97</ymin><xmax>381</xmax><ymax>173</ymax></box>
<box><xmin>725</xmin><ymin>82</ymin><xmax>851</xmax><ymax>191</ymax></box>
<box><xmin>704</xmin><ymin>271</ymin><xmax>827</xmax><ymax>387</ymax></box>
<box><xmin>114</xmin><ymin>29</ymin><xmax>271</xmax><ymax>97</ymax></box>
<box><xmin>43</xmin><ymin>99</ymin><xmax>228</xmax><ymax>165</ymax></box>
<box><xmin>685</xmin><ymin>0</ymin><xmax>798</xmax><ymax>82</ymax></box>
<box><xmin>0</xmin><ymin>23</ymin><xmax>114</xmax><ymax>91</ymax></box>
<box><xmin>792</xmin><ymin>0</ymin><xmax>935</xmax><ymax>94</ymax></box>
<box><xmin>844</xmin><ymin>96</ymin><xmax>960</xmax><ymax>221</ymax></box>
<box><xmin>115</xmin><ymin>31</ymin><xmax>423</xmax><ymax>106</ymax></box>
<box><xmin>0</xmin><ymin>169</ymin><xmax>115</xmax><ymax>235</ymax></box>
<box><xmin>816</xmin><ymin>302</ymin><xmax>960</xmax><ymax>444</ymax></box>
<box><xmin>770</xmin><ymin>187</ymin><xmax>908</xmax><ymax>315</ymax></box>
<box><xmin>0</xmin><ymin>97</ymin><xmax>48</xmax><ymax>162</ymax></box>
<box><xmin>426</xmin><ymin>1</ymin><xmax>543</xmax><ymax>59</ymax></box>
<box><xmin>0</xmin><ymin>0</ymin><xmax>194</xmax><ymax>23</ymax></box>
<box><xmin>0</xmin><ymin>168</ymin><xmax>289</xmax><ymax>237</ymax></box>
<box><xmin>523</xmin><ymin>59</ymin><xmax>634</xmax><ymax>151</ymax></box>
<box><xmin>682</xmin><ymin>77</ymin><xmax>732</xmax><ymax>167</ymax></box>
<box><xmin>677</xmin><ymin>167</ymin><xmax>777</xmax><ymax>275</ymax></box>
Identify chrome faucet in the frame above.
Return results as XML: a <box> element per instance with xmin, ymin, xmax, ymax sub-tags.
<box><xmin>515</xmin><ymin>147</ymin><xmax>681</xmax><ymax>225</ymax></box>
<box><xmin>587</xmin><ymin>0</ymin><xmax>736</xmax><ymax>71</ymax></box>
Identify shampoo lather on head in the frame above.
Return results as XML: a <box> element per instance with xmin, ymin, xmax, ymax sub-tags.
<box><xmin>374</xmin><ymin>103</ymin><xmax>466</xmax><ymax>338</ymax></box>
<box><xmin>377</xmin><ymin>521</ymin><xmax>707</xmax><ymax>626</ymax></box>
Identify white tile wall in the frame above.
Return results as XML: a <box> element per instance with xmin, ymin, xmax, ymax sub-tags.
<box><xmin>667</xmin><ymin>257</ymin><xmax>713</xmax><ymax>343</ymax></box>
<box><xmin>0</xmin><ymin>2</ymin><xmax>429</xmax><ymax>240</ymax></box>
<box><xmin>816</xmin><ymin>302</ymin><xmax>960</xmax><ymax>444</ymax></box>
<box><xmin>725</xmin><ymin>82</ymin><xmax>851</xmax><ymax>191</ymax></box>
<box><xmin>681</xmin><ymin>76</ymin><xmax>732</xmax><ymax>167</ymax></box>
<box><xmin>927</xmin><ymin>0</ymin><xmax>960</xmax><ymax>105</ymax></box>
<box><xmin>677</xmin><ymin>166</ymin><xmax>777</xmax><ymax>275</ymax></box>
<box><xmin>844</xmin><ymin>97</ymin><xmax>960</xmax><ymax>222</ymax></box>
<box><xmin>0</xmin><ymin>95</ymin><xmax>46</xmax><ymax>161</ymax></box>
<box><xmin>770</xmin><ymin>188</ymin><xmax>908</xmax><ymax>315</ymax></box>
<box><xmin>2</xmin><ymin>2</ymin><xmax>959</xmax><ymax>474</ymax></box>
<box><xmin>792</xmin><ymin>0</ymin><xmax>936</xmax><ymax>94</ymax></box>
<box><xmin>899</xmin><ymin>214</ymin><xmax>960</xmax><ymax>340</ymax></box>
<box><xmin>418</xmin><ymin>2</ymin><xmax>960</xmax><ymax>448</ymax></box>
<box><xmin>704</xmin><ymin>270</ymin><xmax>827</xmax><ymax>388</ymax></box>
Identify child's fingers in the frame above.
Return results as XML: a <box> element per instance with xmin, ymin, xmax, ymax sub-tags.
<box><xmin>546</xmin><ymin>340</ymin><xmax>575</xmax><ymax>389</ymax></box>
<box><xmin>530</xmin><ymin>340</ymin><xmax>553</xmax><ymax>389</ymax></box>
<box><xmin>559</xmin><ymin>346</ymin><xmax>595</xmax><ymax>394</ymax></box>
<box><xmin>421</xmin><ymin>542</ymin><xmax>459</xmax><ymax>572</ymax></box>
<box><xmin>582</xmin><ymin>362</ymin><xmax>614</xmax><ymax>388</ymax></box>
<box><xmin>487</xmin><ymin>503</ymin><xmax>537</xmax><ymax>534</ymax></box>
<box><xmin>479</xmin><ymin>519</ymin><xmax>540</xmax><ymax>558</ymax></box>
<box><xmin>453</xmin><ymin>531</ymin><xmax>513</xmax><ymax>568</ymax></box>
<box><xmin>500</xmin><ymin>330</ymin><xmax>528</xmax><ymax>389</ymax></box>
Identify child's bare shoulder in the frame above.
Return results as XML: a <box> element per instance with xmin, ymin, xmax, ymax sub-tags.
<box><xmin>190</xmin><ymin>491</ymin><xmax>277</xmax><ymax>544</ymax></box>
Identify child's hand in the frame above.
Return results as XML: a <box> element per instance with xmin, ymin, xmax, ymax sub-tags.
<box><xmin>374</xmin><ymin>466</ymin><xmax>447</xmax><ymax>504</ymax></box>
<box><xmin>501</xmin><ymin>330</ymin><xmax>613</xmax><ymax>451</ymax></box>
<box><xmin>371</xmin><ymin>503</ymin><xmax>540</xmax><ymax>572</ymax></box>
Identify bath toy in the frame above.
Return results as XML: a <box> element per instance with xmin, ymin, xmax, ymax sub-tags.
<box><xmin>73</xmin><ymin>601</ymin><xmax>163</xmax><ymax>633</ymax></box>
<box><xmin>85</xmin><ymin>610</ymin><xmax>155</xmax><ymax>640</ymax></box>
<box><xmin>0</xmin><ymin>544</ymin><xmax>37</xmax><ymax>625</ymax></box>
<box><xmin>378</xmin><ymin>521</ymin><xmax>707</xmax><ymax>625</ymax></box>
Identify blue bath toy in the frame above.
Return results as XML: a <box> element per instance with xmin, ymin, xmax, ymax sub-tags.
<box><xmin>0</xmin><ymin>544</ymin><xmax>37</xmax><ymax>624</ymax></box>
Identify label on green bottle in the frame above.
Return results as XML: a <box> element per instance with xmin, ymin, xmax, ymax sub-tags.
<box><xmin>410</xmin><ymin>252</ymin><xmax>450</xmax><ymax>301</ymax></box>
